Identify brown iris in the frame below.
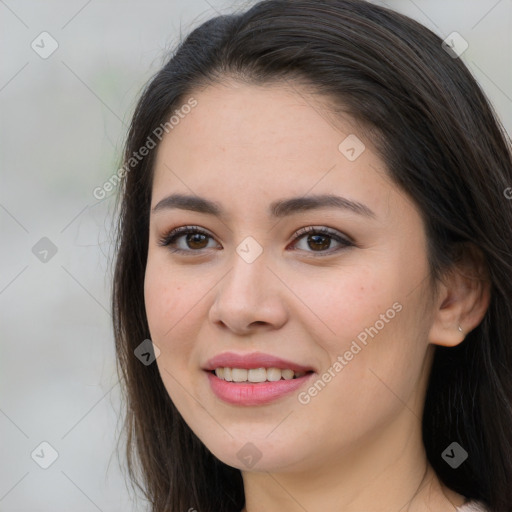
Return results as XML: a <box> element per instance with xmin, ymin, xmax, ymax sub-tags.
<box><xmin>186</xmin><ymin>232</ymin><xmax>209</xmax><ymax>250</ymax></box>
<box><xmin>307</xmin><ymin>233</ymin><xmax>331</xmax><ymax>251</ymax></box>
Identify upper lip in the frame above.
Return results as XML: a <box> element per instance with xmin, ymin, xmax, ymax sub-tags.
<box><xmin>203</xmin><ymin>352</ymin><xmax>315</xmax><ymax>373</ymax></box>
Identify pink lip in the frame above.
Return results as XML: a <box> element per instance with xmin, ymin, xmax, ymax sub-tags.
<box><xmin>203</xmin><ymin>351</ymin><xmax>315</xmax><ymax>406</ymax></box>
<box><xmin>206</xmin><ymin>372</ymin><xmax>315</xmax><ymax>406</ymax></box>
<box><xmin>203</xmin><ymin>351</ymin><xmax>314</xmax><ymax>373</ymax></box>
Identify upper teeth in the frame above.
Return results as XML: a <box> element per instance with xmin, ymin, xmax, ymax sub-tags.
<box><xmin>214</xmin><ymin>367</ymin><xmax>306</xmax><ymax>382</ymax></box>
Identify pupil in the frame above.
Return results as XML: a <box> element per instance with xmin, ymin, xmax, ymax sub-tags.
<box><xmin>309</xmin><ymin>234</ymin><xmax>329</xmax><ymax>250</ymax></box>
<box><xmin>188</xmin><ymin>233</ymin><xmax>207</xmax><ymax>249</ymax></box>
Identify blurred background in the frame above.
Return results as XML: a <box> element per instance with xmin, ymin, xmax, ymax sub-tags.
<box><xmin>1</xmin><ymin>1</ymin><xmax>511</xmax><ymax>510</ymax></box>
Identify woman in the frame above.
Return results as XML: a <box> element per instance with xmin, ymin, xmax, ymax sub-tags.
<box><xmin>112</xmin><ymin>1</ymin><xmax>512</xmax><ymax>511</ymax></box>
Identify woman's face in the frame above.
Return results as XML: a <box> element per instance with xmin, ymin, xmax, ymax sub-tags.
<box><xmin>144</xmin><ymin>81</ymin><xmax>437</xmax><ymax>474</ymax></box>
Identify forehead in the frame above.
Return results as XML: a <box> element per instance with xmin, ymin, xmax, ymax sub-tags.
<box><xmin>151</xmin><ymin>81</ymin><xmax>403</xmax><ymax>220</ymax></box>
<box><xmin>157</xmin><ymin>81</ymin><xmax>358</xmax><ymax>159</ymax></box>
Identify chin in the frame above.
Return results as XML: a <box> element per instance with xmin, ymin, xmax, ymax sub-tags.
<box><xmin>197</xmin><ymin>433</ymin><xmax>307</xmax><ymax>473</ymax></box>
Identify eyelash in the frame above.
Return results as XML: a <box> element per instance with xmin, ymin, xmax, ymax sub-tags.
<box><xmin>157</xmin><ymin>225</ymin><xmax>354</xmax><ymax>257</ymax></box>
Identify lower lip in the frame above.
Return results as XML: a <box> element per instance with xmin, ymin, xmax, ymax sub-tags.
<box><xmin>206</xmin><ymin>371</ymin><xmax>314</xmax><ymax>406</ymax></box>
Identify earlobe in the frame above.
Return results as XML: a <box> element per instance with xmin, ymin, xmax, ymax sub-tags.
<box><xmin>428</xmin><ymin>319</ymin><xmax>467</xmax><ymax>348</ymax></box>
<box><xmin>427</xmin><ymin>243</ymin><xmax>491</xmax><ymax>348</ymax></box>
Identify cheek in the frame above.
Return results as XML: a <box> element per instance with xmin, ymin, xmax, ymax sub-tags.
<box><xmin>143</xmin><ymin>255</ymin><xmax>189</xmax><ymax>342</ymax></box>
<box><xmin>291</xmin><ymin>258</ymin><xmax>425</xmax><ymax>391</ymax></box>
<box><xmin>144</xmin><ymin>258</ymin><xmax>200</xmax><ymax>403</ymax></box>
<box><xmin>290</xmin><ymin>263</ymin><xmax>397</xmax><ymax>347</ymax></box>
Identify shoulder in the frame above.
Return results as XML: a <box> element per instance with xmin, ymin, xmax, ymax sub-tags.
<box><xmin>456</xmin><ymin>500</ymin><xmax>490</xmax><ymax>512</ymax></box>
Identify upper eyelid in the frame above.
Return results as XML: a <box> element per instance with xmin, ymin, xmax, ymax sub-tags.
<box><xmin>161</xmin><ymin>224</ymin><xmax>345</xmax><ymax>240</ymax></box>
<box><xmin>157</xmin><ymin>225</ymin><xmax>219</xmax><ymax>248</ymax></box>
<box><xmin>159</xmin><ymin>225</ymin><xmax>352</xmax><ymax>250</ymax></box>
<box><xmin>294</xmin><ymin>225</ymin><xmax>352</xmax><ymax>240</ymax></box>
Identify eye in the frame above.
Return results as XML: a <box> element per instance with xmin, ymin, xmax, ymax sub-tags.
<box><xmin>157</xmin><ymin>225</ymin><xmax>220</xmax><ymax>254</ymax></box>
<box><xmin>158</xmin><ymin>224</ymin><xmax>354</xmax><ymax>257</ymax></box>
<box><xmin>289</xmin><ymin>226</ymin><xmax>353</xmax><ymax>256</ymax></box>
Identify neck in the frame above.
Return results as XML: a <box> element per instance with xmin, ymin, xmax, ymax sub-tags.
<box><xmin>240</xmin><ymin>407</ymin><xmax>465</xmax><ymax>512</ymax></box>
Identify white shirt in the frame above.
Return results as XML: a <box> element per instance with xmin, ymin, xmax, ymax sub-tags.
<box><xmin>456</xmin><ymin>500</ymin><xmax>489</xmax><ymax>512</ymax></box>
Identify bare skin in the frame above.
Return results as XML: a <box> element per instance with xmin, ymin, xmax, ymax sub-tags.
<box><xmin>144</xmin><ymin>81</ymin><xmax>490</xmax><ymax>512</ymax></box>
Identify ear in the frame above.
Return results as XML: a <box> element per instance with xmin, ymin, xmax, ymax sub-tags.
<box><xmin>428</xmin><ymin>243</ymin><xmax>491</xmax><ymax>347</ymax></box>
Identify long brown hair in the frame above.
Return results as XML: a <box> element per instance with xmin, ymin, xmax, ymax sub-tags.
<box><xmin>112</xmin><ymin>1</ymin><xmax>512</xmax><ymax>510</ymax></box>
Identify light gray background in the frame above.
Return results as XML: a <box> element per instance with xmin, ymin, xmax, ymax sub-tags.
<box><xmin>1</xmin><ymin>1</ymin><xmax>511</xmax><ymax>510</ymax></box>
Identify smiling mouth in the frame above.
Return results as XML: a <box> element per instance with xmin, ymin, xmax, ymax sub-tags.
<box><xmin>210</xmin><ymin>367</ymin><xmax>314</xmax><ymax>383</ymax></box>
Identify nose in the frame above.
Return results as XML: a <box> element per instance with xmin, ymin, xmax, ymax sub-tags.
<box><xmin>208</xmin><ymin>250</ymin><xmax>289</xmax><ymax>335</ymax></box>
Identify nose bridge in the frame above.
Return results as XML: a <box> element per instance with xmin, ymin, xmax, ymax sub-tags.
<box><xmin>209</xmin><ymin>242</ymin><xmax>288</xmax><ymax>332</ymax></box>
<box><xmin>221</xmin><ymin>246</ymin><xmax>269</xmax><ymax>305</ymax></box>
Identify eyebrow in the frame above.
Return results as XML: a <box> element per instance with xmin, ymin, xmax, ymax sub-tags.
<box><xmin>151</xmin><ymin>193</ymin><xmax>375</xmax><ymax>219</ymax></box>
